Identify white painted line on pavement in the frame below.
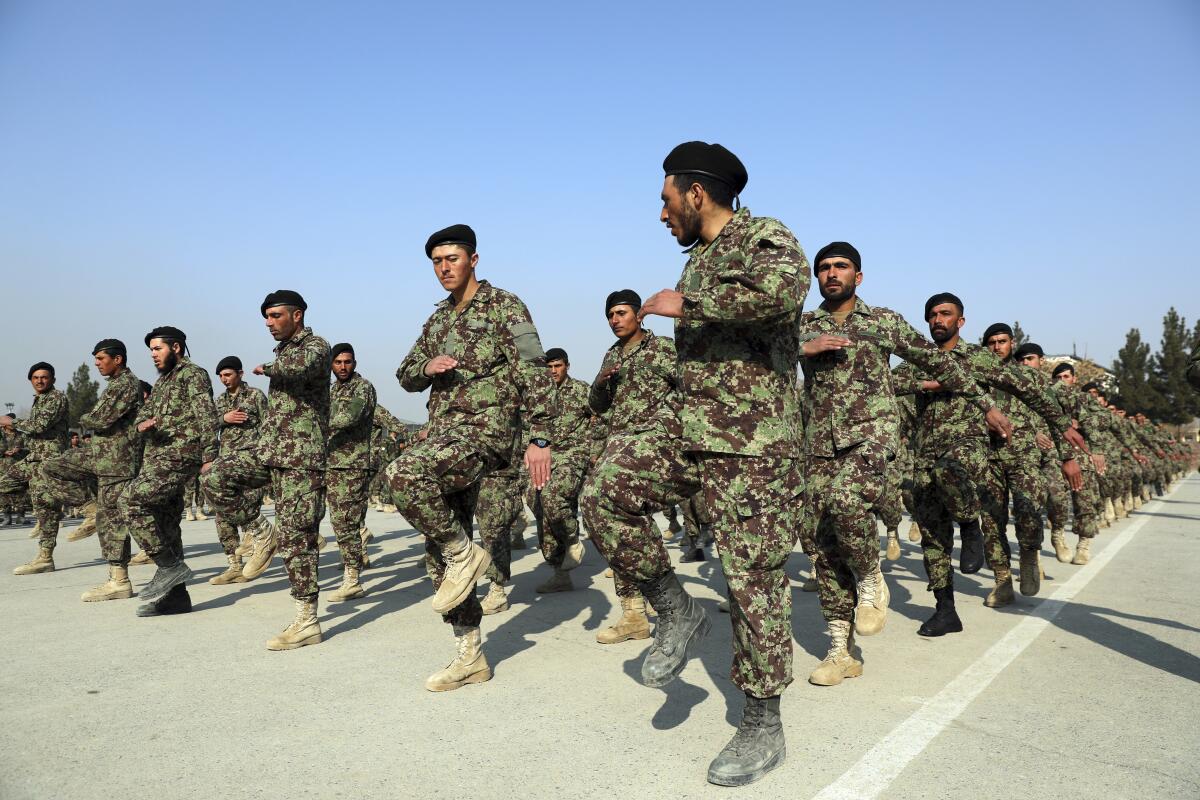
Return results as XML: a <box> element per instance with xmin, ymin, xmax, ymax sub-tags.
<box><xmin>810</xmin><ymin>485</ymin><xmax>1180</xmax><ymax>800</ymax></box>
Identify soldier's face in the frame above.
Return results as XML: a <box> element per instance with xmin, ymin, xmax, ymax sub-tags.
<box><xmin>332</xmin><ymin>352</ymin><xmax>356</xmax><ymax>382</ymax></box>
<box><xmin>264</xmin><ymin>306</ymin><xmax>303</xmax><ymax>341</ymax></box>
<box><xmin>1056</xmin><ymin>371</ymin><xmax>1076</xmax><ymax>385</ymax></box>
<box><xmin>608</xmin><ymin>304</ymin><xmax>639</xmax><ymax>339</ymax></box>
<box><xmin>29</xmin><ymin>370</ymin><xmax>53</xmax><ymax>394</ymax></box>
<box><xmin>70</xmin><ymin>434</ymin><xmax>79</xmax><ymax>446</ymax></box>
<box><xmin>148</xmin><ymin>339</ymin><xmax>180</xmax><ymax>374</ymax></box>
<box><xmin>985</xmin><ymin>333</ymin><xmax>1013</xmax><ymax>360</ymax></box>
<box><xmin>927</xmin><ymin>303</ymin><xmax>964</xmax><ymax>343</ymax></box>
<box><xmin>430</xmin><ymin>245</ymin><xmax>478</xmax><ymax>295</ymax></box>
<box><xmin>660</xmin><ymin>178</ymin><xmax>702</xmax><ymax>247</ymax></box>
<box><xmin>816</xmin><ymin>259</ymin><xmax>860</xmax><ymax>303</ymax></box>
<box><xmin>547</xmin><ymin>359</ymin><xmax>568</xmax><ymax>385</ymax></box>
<box><xmin>94</xmin><ymin>351</ymin><xmax>123</xmax><ymax>378</ymax></box>
<box><xmin>1019</xmin><ymin>353</ymin><xmax>1044</xmax><ymax>369</ymax></box>
<box><xmin>218</xmin><ymin>368</ymin><xmax>242</xmax><ymax>390</ymax></box>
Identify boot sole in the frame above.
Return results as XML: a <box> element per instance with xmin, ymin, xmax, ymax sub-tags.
<box><xmin>984</xmin><ymin>596</ymin><xmax>1014</xmax><ymax>608</ymax></box>
<box><xmin>809</xmin><ymin>664</ymin><xmax>863</xmax><ymax>686</ymax></box>
<box><xmin>67</xmin><ymin>530</ymin><xmax>96</xmax><ymax>542</ymax></box>
<box><xmin>267</xmin><ymin>631</ymin><xmax>323</xmax><ymax>651</ymax></box>
<box><xmin>707</xmin><ymin>746</ymin><xmax>786</xmax><ymax>787</ymax></box>
<box><xmin>642</xmin><ymin>613</ymin><xmax>711</xmax><ymax>688</ymax></box>
<box><xmin>83</xmin><ymin>586</ymin><xmax>134</xmax><ymax>602</ymax></box>
<box><xmin>432</xmin><ymin>548</ymin><xmax>493</xmax><ymax>614</ymax></box>
<box><xmin>425</xmin><ymin>668</ymin><xmax>492</xmax><ymax>692</ymax></box>
<box><xmin>327</xmin><ymin>589</ymin><xmax>366</xmax><ymax>603</ymax></box>
<box><xmin>918</xmin><ymin>622</ymin><xmax>964</xmax><ymax>637</ymax></box>
<box><xmin>596</xmin><ymin>629</ymin><xmax>651</xmax><ymax>644</ymax></box>
<box><xmin>481</xmin><ymin>602</ymin><xmax>510</xmax><ymax>616</ymax></box>
<box><xmin>209</xmin><ymin>575</ymin><xmax>248</xmax><ymax>585</ymax></box>
<box><xmin>13</xmin><ymin>565</ymin><xmax>55</xmax><ymax>575</ymax></box>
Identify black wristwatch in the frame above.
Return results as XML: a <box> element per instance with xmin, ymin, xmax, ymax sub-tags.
<box><xmin>530</xmin><ymin>437</ymin><xmax>551</xmax><ymax>449</ymax></box>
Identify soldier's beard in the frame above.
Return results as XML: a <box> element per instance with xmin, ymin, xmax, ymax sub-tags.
<box><xmin>820</xmin><ymin>284</ymin><xmax>855</xmax><ymax>304</ymax></box>
<box><xmin>157</xmin><ymin>351</ymin><xmax>179</xmax><ymax>375</ymax></box>
<box><xmin>675</xmin><ymin>203</ymin><xmax>702</xmax><ymax>247</ymax></box>
<box><xmin>930</xmin><ymin>326</ymin><xmax>953</xmax><ymax>343</ymax></box>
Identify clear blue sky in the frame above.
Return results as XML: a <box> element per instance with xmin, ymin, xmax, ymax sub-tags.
<box><xmin>2</xmin><ymin>1</ymin><xmax>1197</xmax><ymax>420</ymax></box>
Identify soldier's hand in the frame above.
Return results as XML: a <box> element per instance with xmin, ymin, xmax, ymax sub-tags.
<box><xmin>137</xmin><ymin>418</ymin><xmax>158</xmax><ymax>433</ymax></box>
<box><xmin>802</xmin><ymin>334</ymin><xmax>852</xmax><ymax>357</ymax></box>
<box><xmin>921</xmin><ymin>380</ymin><xmax>944</xmax><ymax>392</ymax></box>
<box><xmin>1091</xmin><ymin>453</ymin><xmax>1107</xmax><ymax>475</ymax></box>
<box><xmin>524</xmin><ymin>443</ymin><xmax>551</xmax><ymax>490</ymax></box>
<box><xmin>985</xmin><ymin>407</ymin><xmax>1013</xmax><ymax>441</ymax></box>
<box><xmin>598</xmin><ymin>363</ymin><xmax>621</xmax><ymax>384</ymax></box>
<box><xmin>638</xmin><ymin>289</ymin><xmax>685</xmax><ymax>320</ymax></box>
<box><xmin>224</xmin><ymin>410</ymin><xmax>248</xmax><ymax>425</ymax></box>
<box><xmin>1061</xmin><ymin>458</ymin><xmax>1084</xmax><ymax>492</ymax></box>
<box><xmin>1063</xmin><ymin>427</ymin><xmax>1089</xmax><ymax>453</ymax></box>
<box><xmin>1035</xmin><ymin>432</ymin><xmax>1054</xmax><ymax>450</ymax></box>
<box><xmin>200</xmin><ymin>461</ymin><xmax>214</xmax><ymax>475</ymax></box>
<box><xmin>252</xmin><ymin>364</ymin><xmax>266</xmax><ymax>376</ymax></box>
<box><xmin>424</xmin><ymin>355</ymin><xmax>459</xmax><ymax>377</ymax></box>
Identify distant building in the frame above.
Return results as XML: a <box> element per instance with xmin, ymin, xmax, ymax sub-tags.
<box><xmin>1042</xmin><ymin>354</ymin><xmax>1115</xmax><ymax>391</ymax></box>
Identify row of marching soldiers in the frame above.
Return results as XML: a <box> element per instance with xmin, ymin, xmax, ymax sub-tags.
<box><xmin>1</xmin><ymin>139</ymin><xmax>1195</xmax><ymax>790</ymax></box>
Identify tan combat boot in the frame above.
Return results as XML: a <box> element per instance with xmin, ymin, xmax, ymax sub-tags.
<box><xmin>907</xmin><ymin>520</ymin><xmax>922</xmax><ymax>543</ymax></box>
<box><xmin>560</xmin><ymin>535</ymin><xmax>585</xmax><ymax>570</ymax></box>
<box><xmin>1132</xmin><ymin>493</ymin><xmax>1143</xmax><ymax>510</ymax></box>
<box><xmin>360</xmin><ymin>526</ymin><xmax>373</xmax><ymax>546</ymax></box>
<box><xmin>884</xmin><ymin>530</ymin><xmax>901</xmax><ymax>561</ymax></box>
<box><xmin>130</xmin><ymin>550</ymin><xmax>152</xmax><ymax>565</ymax></box>
<box><xmin>1050</xmin><ymin>529</ymin><xmax>1071</xmax><ymax>563</ymax></box>
<box><xmin>28</xmin><ymin>520</ymin><xmax>41</xmax><ymax>539</ymax></box>
<box><xmin>382</xmin><ymin>503</ymin><xmax>397</xmax><ymax>513</ymax></box>
<box><xmin>209</xmin><ymin>554</ymin><xmax>247</xmax><ymax>585</ymax></box>
<box><xmin>373</xmin><ymin>499</ymin><xmax>385</xmax><ymax>512</ymax></box>
<box><xmin>425</xmin><ymin>625</ymin><xmax>491</xmax><ymax>692</ymax></box>
<box><xmin>596</xmin><ymin>595</ymin><xmax>651</xmax><ymax>644</ymax></box>
<box><xmin>195</xmin><ymin>508</ymin><xmax>209</xmax><ymax>521</ymax></box>
<box><xmin>266</xmin><ymin>597</ymin><xmax>322</xmax><ymax>650</ymax></box>
<box><xmin>82</xmin><ymin>565</ymin><xmax>134</xmax><ymax>601</ymax></box>
<box><xmin>241</xmin><ymin>519</ymin><xmax>278</xmax><ymax>580</ymax></box>
<box><xmin>985</xmin><ymin>564</ymin><xmax>1015</xmax><ymax>608</ymax></box>
<box><xmin>853</xmin><ymin>562</ymin><xmax>889</xmax><ymax>636</ymax></box>
<box><xmin>315</xmin><ymin>532</ymin><xmax>327</xmax><ymax>552</ymax></box>
<box><xmin>13</xmin><ymin>546</ymin><xmax>54</xmax><ymax>575</ymax></box>
<box><xmin>481</xmin><ymin>582</ymin><xmax>509</xmax><ymax>615</ymax></box>
<box><xmin>1115</xmin><ymin>496</ymin><xmax>1128</xmax><ymax>519</ymax></box>
<box><xmin>801</xmin><ymin>574</ymin><xmax>819</xmax><ymax>592</ymax></box>
<box><xmin>186</xmin><ymin>509</ymin><xmax>197</xmax><ymax>522</ymax></box>
<box><xmin>1104</xmin><ymin>497</ymin><xmax>1116</xmax><ymax>524</ymax></box>
<box><xmin>808</xmin><ymin>619</ymin><xmax>863</xmax><ymax>686</ymax></box>
<box><xmin>234</xmin><ymin>530</ymin><xmax>255</xmax><ymax>557</ymax></box>
<box><xmin>68</xmin><ymin>502</ymin><xmax>98</xmax><ymax>542</ymax></box>
<box><xmin>603</xmin><ymin>567</ymin><xmax>614</xmax><ymax>578</ymax></box>
<box><xmin>536</xmin><ymin>568</ymin><xmax>573</xmax><ymax>594</ymax></box>
<box><xmin>263</xmin><ymin>496</ymin><xmax>275</xmax><ymax>507</ymax></box>
<box><xmin>1019</xmin><ymin>549</ymin><xmax>1041</xmax><ymax>596</ymax></box>
<box><xmin>1071</xmin><ymin>537</ymin><xmax>1091</xmax><ymax>565</ymax></box>
<box><xmin>431</xmin><ymin>533</ymin><xmax>492</xmax><ymax>614</ymax></box>
<box><xmin>328</xmin><ymin>566</ymin><xmax>364</xmax><ymax>602</ymax></box>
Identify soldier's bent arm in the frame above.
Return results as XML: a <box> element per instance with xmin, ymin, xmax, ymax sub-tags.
<box><xmin>14</xmin><ymin>392</ymin><xmax>67</xmax><ymax>435</ymax></box>
<box><xmin>974</xmin><ymin>353</ymin><xmax>1073</xmax><ymax>455</ymax></box>
<box><xmin>397</xmin><ymin>318</ymin><xmax>438</xmax><ymax>393</ymax></box>
<box><xmin>887</xmin><ymin>314</ymin><xmax>992</xmax><ymax>413</ymax></box>
<box><xmin>330</xmin><ymin>381</ymin><xmax>376</xmax><ymax>431</ymax></box>
<box><xmin>263</xmin><ymin>337</ymin><xmax>329</xmax><ymax>385</ymax></box>
<box><xmin>681</xmin><ymin>223</ymin><xmax>809</xmax><ymax>324</ymax></box>
<box><xmin>588</xmin><ymin>351</ymin><xmax>619</xmax><ymax>415</ymax></box>
<box><xmin>79</xmin><ymin>376</ymin><xmax>139</xmax><ymax>432</ymax></box>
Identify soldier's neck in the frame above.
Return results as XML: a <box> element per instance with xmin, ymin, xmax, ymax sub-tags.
<box><xmin>452</xmin><ymin>277</ymin><xmax>481</xmax><ymax>311</ymax></box>
<box><xmin>619</xmin><ymin>328</ymin><xmax>646</xmax><ymax>350</ymax></box>
<box><xmin>699</xmin><ymin>208</ymin><xmax>736</xmax><ymax>246</ymax></box>
<box><xmin>939</xmin><ymin>333</ymin><xmax>961</xmax><ymax>352</ymax></box>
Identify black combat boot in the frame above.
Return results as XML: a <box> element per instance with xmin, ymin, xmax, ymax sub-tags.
<box><xmin>918</xmin><ymin>585</ymin><xmax>963</xmax><ymax>637</ymax></box>
<box><xmin>1154</xmin><ymin>481</ymin><xmax>1164</xmax><ymax>497</ymax></box>
<box><xmin>707</xmin><ymin>694</ymin><xmax>786</xmax><ymax>786</ymax></box>
<box><xmin>139</xmin><ymin>551</ymin><xmax>193</xmax><ymax>604</ymax></box>
<box><xmin>958</xmin><ymin>517</ymin><xmax>984</xmax><ymax>574</ymax></box>
<box><xmin>636</xmin><ymin>570</ymin><xmax>710</xmax><ymax>687</ymax></box>
<box><xmin>136</xmin><ymin>584</ymin><xmax>192</xmax><ymax>617</ymax></box>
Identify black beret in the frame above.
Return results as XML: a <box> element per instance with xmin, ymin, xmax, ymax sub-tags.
<box><xmin>544</xmin><ymin>348</ymin><xmax>569</xmax><ymax>364</ymax></box>
<box><xmin>138</xmin><ymin>380</ymin><xmax>153</xmax><ymax>397</ymax></box>
<box><xmin>663</xmin><ymin>141</ymin><xmax>748</xmax><ymax>195</ymax></box>
<box><xmin>605</xmin><ymin>289</ymin><xmax>642</xmax><ymax>315</ymax></box>
<box><xmin>924</xmin><ymin>292</ymin><xmax>963</xmax><ymax>319</ymax></box>
<box><xmin>215</xmin><ymin>356</ymin><xmax>243</xmax><ymax>374</ymax></box>
<box><xmin>92</xmin><ymin>339</ymin><xmax>127</xmax><ymax>359</ymax></box>
<box><xmin>261</xmin><ymin>289</ymin><xmax>307</xmax><ymax>316</ymax></box>
<box><xmin>1052</xmin><ymin>362</ymin><xmax>1075</xmax><ymax>377</ymax></box>
<box><xmin>1014</xmin><ymin>342</ymin><xmax>1044</xmax><ymax>359</ymax></box>
<box><xmin>331</xmin><ymin>343</ymin><xmax>355</xmax><ymax>360</ymax></box>
<box><xmin>425</xmin><ymin>224</ymin><xmax>477</xmax><ymax>258</ymax></box>
<box><xmin>813</xmin><ymin>242</ymin><xmax>861</xmax><ymax>271</ymax></box>
<box><xmin>144</xmin><ymin>326</ymin><xmax>187</xmax><ymax>347</ymax></box>
<box><xmin>982</xmin><ymin>323</ymin><xmax>1014</xmax><ymax>343</ymax></box>
<box><xmin>27</xmin><ymin>361</ymin><xmax>54</xmax><ymax>380</ymax></box>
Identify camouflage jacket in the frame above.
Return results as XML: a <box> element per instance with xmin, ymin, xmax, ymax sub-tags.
<box><xmin>675</xmin><ymin>208</ymin><xmax>809</xmax><ymax>456</ymax></box>
<box><xmin>78</xmin><ymin>367</ymin><xmax>143</xmax><ymax>478</ymax></box>
<box><xmin>138</xmin><ymin>357</ymin><xmax>219</xmax><ymax>464</ymax></box>
<box><xmin>800</xmin><ymin>298</ymin><xmax>981</xmax><ymax>458</ymax></box>
<box><xmin>14</xmin><ymin>389</ymin><xmax>69</xmax><ymax>462</ymax></box>
<box><xmin>985</xmin><ymin>361</ymin><xmax>1071</xmax><ymax>464</ymax></box>
<box><xmin>216</xmin><ymin>383</ymin><xmax>267</xmax><ymax>454</ymax></box>
<box><xmin>1</xmin><ymin>426</ymin><xmax>26</xmax><ymax>461</ymax></box>
<box><xmin>260</xmin><ymin>326</ymin><xmax>331</xmax><ymax>471</ymax></box>
<box><xmin>397</xmin><ymin>281</ymin><xmax>557</xmax><ymax>460</ymax></box>
<box><xmin>589</xmin><ymin>330</ymin><xmax>681</xmax><ymax>437</ymax></box>
<box><xmin>328</xmin><ymin>372</ymin><xmax>377</xmax><ymax>470</ymax></box>
<box><xmin>549</xmin><ymin>377</ymin><xmax>594</xmax><ymax>454</ymax></box>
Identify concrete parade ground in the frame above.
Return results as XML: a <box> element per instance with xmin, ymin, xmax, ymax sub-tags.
<box><xmin>2</xmin><ymin>476</ymin><xmax>1199</xmax><ymax>800</ymax></box>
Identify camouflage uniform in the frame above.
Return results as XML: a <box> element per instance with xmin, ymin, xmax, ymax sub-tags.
<box><xmin>121</xmin><ymin>357</ymin><xmax>218</xmax><ymax>561</ymax></box>
<box><xmin>203</xmin><ymin>327</ymin><xmax>331</xmax><ymax>600</ymax></box>
<box><xmin>475</xmin><ymin>434</ymin><xmax>525</xmax><ymax>584</ymax></box>
<box><xmin>526</xmin><ymin>376</ymin><xmax>595</xmax><ymax>568</ymax></box>
<box><xmin>325</xmin><ymin>372</ymin><xmax>377</xmax><ymax>570</ymax></box>
<box><xmin>799</xmin><ymin>298</ymin><xmax>982</xmax><ymax>622</ymax></box>
<box><xmin>878</xmin><ymin>393</ymin><xmax>919</xmax><ymax>530</ymax></box>
<box><xmin>0</xmin><ymin>427</ymin><xmax>26</xmax><ymax>519</ymax></box>
<box><xmin>369</xmin><ymin>405</ymin><xmax>407</xmax><ymax>504</ymax></box>
<box><xmin>39</xmin><ymin>368</ymin><xmax>143</xmax><ymax>563</ymax></box>
<box><xmin>212</xmin><ymin>382</ymin><xmax>267</xmax><ymax>554</ymax></box>
<box><xmin>581</xmin><ymin>208</ymin><xmax>808</xmax><ymax>698</ymax></box>
<box><xmin>1049</xmin><ymin>381</ymin><xmax>1101</xmax><ymax>539</ymax></box>
<box><xmin>385</xmin><ymin>280</ymin><xmax>556</xmax><ymax>628</ymax></box>
<box><xmin>0</xmin><ymin>388</ymin><xmax>69</xmax><ymax>549</ymax></box>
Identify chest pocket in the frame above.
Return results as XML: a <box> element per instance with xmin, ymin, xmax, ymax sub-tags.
<box><xmin>457</xmin><ymin>318</ymin><xmax>503</xmax><ymax>376</ymax></box>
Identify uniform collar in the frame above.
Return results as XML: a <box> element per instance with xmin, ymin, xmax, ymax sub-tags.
<box><xmin>812</xmin><ymin>296</ymin><xmax>873</xmax><ymax>319</ymax></box>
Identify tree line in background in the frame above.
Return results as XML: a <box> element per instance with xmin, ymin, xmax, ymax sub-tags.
<box><xmin>1112</xmin><ymin>308</ymin><xmax>1199</xmax><ymax>426</ymax></box>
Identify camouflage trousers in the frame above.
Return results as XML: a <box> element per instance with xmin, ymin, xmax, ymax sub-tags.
<box><xmin>38</xmin><ymin>447</ymin><xmax>133</xmax><ymax>564</ymax></box>
<box><xmin>183</xmin><ymin>476</ymin><xmax>203</xmax><ymax>512</ymax></box>
<box><xmin>526</xmin><ymin>447</ymin><xmax>589</xmax><ymax>569</ymax></box>
<box><xmin>1042</xmin><ymin>456</ymin><xmax>1071</xmax><ymax>532</ymax></box>
<box><xmin>202</xmin><ymin>450</ymin><xmax>324</xmax><ymax>600</ymax></box>
<box><xmin>914</xmin><ymin>441</ymin><xmax>987</xmax><ymax>591</ymax></box>
<box><xmin>1070</xmin><ymin>456</ymin><xmax>1101</xmax><ymax>540</ymax></box>
<box><xmin>385</xmin><ymin>433</ymin><xmax>497</xmax><ymax>628</ymax></box>
<box><xmin>0</xmin><ymin>458</ymin><xmax>63</xmax><ymax>549</ymax></box>
<box><xmin>325</xmin><ymin>467</ymin><xmax>375</xmax><ymax>570</ymax></box>
<box><xmin>876</xmin><ymin>442</ymin><xmax>914</xmax><ymax>531</ymax></box>
<box><xmin>119</xmin><ymin>457</ymin><xmax>197</xmax><ymax>563</ymax></box>
<box><xmin>476</xmin><ymin>467</ymin><xmax>523</xmax><ymax>584</ymax></box>
<box><xmin>979</xmin><ymin>454</ymin><xmax>1046</xmax><ymax>568</ymax></box>
<box><xmin>800</xmin><ymin>441</ymin><xmax>890</xmax><ymax>623</ymax></box>
<box><xmin>580</xmin><ymin>427</ymin><xmax>803</xmax><ymax>698</ymax></box>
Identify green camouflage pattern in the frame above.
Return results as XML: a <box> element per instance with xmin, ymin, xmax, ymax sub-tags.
<box><xmin>136</xmin><ymin>357</ymin><xmax>219</xmax><ymax>465</ymax></box>
<box><xmin>325</xmin><ymin>467</ymin><xmax>371</xmax><ymax>569</ymax></box>
<box><xmin>259</xmin><ymin>327</ymin><xmax>331</xmax><ymax>470</ymax></box>
<box><xmin>328</xmin><ymin>372</ymin><xmax>377</xmax><ymax>469</ymax></box>
<box><xmin>216</xmin><ymin>383</ymin><xmax>267</xmax><ymax>452</ymax></box>
<box><xmin>78</xmin><ymin>367</ymin><xmax>143</xmax><ymax>477</ymax></box>
<box><xmin>588</xmin><ymin>330</ymin><xmax>680</xmax><ymax>435</ymax></box>
<box><xmin>12</xmin><ymin>388</ymin><xmax>69</xmax><ymax>462</ymax></box>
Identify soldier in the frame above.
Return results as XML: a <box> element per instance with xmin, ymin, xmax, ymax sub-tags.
<box><xmin>527</xmin><ymin>347</ymin><xmax>591</xmax><ymax>593</ymax></box>
<box><xmin>2</xmin><ymin>362</ymin><xmax>69</xmax><ymax>574</ymax></box>
<box><xmin>0</xmin><ymin>417</ymin><xmax>25</xmax><ymax>527</ymax></box>
<box><xmin>799</xmin><ymin>242</ymin><xmax>985</xmax><ymax>686</ymax></box>
<box><xmin>38</xmin><ymin>339</ymin><xmax>143</xmax><ymax>600</ymax></box>
<box><xmin>474</xmin><ymin>433</ymin><xmax>526</xmax><ymax>615</ymax></box>
<box><xmin>203</xmin><ymin>290</ymin><xmax>331</xmax><ymax>650</ymax></box>
<box><xmin>1016</xmin><ymin>344</ymin><xmax>1074</xmax><ymax>561</ymax></box>
<box><xmin>183</xmin><ymin>477</ymin><xmax>208</xmax><ymax>521</ymax></box>
<box><xmin>208</xmin><ymin>356</ymin><xmax>269</xmax><ymax>585</ymax></box>
<box><xmin>122</xmin><ymin>327</ymin><xmax>219</xmax><ymax>616</ymax></box>
<box><xmin>324</xmin><ymin>343</ymin><xmax>377</xmax><ymax>601</ymax></box>
<box><xmin>580</xmin><ymin>143</ymin><xmax>806</xmax><ymax>786</ymax></box>
<box><xmin>370</xmin><ymin>404</ymin><xmax>407</xmax><ymax>514</ymax></box>
<box><xmin>385</xmin><ymin>224</ymin><xmax>557</xmax><ymax>691</ymax></box>
<box><xmin>1048</xmin><ymin>362</ymin><xmax>1106</xmax><ymax>564</ymax></box>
